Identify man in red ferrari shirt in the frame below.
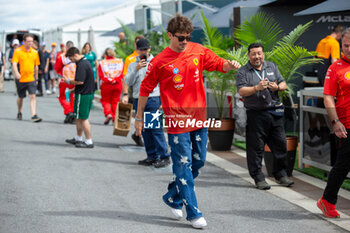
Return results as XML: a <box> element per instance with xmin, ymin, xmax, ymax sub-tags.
<box><xmin>134</xmin><ymin>14</ymin><xmax>240</xmax><ymax>229</ymax></box>
<box><xmin>317</xmin><ymin>28</ymin><xmax>350</xmax><ymax>218</ymax></box>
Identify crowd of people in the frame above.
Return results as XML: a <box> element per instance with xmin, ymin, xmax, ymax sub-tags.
<box><xmin>2</xmin><ymin>13</ymin><xmax>350</xmax><ymax>229</ymax></box>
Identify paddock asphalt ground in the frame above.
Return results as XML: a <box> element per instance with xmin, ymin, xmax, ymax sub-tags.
<box><xmin>0</xmin><ymin>80</ymin><xmax>349</xmax><ymax>233</ymax></box>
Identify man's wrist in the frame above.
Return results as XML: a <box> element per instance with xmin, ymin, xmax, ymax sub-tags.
<box><xmin>135</xmin><ymin>117</ymin><xmax>143</xmax><ymax>122</ymax></box>
<box><xmin>123</xmin><ymin>93</ymin><xmax>128</xmax><ymax>96</ymax></box>
<box><xmin>331</xmin><ymin>119</ymin><xmax>340</xmax><ymax>125</ymax></box>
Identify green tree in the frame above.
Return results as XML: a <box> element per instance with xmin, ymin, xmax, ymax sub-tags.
<box><xmin>234</xmin><ymin>12</ymin><xmax>319</xmax><ymax>98</ymax></box>
<box><xmin>113</xmin><ymin>22</ymin><xmax>138</xmax><ymax>60</ymax></box>
<box><xmin>201</xmin><ymin>11</ymin><xmax>320</xmax><ymax>119</ymax></box>
<box><xmin>114</xmin><ymin>22</ymin><xmax>170</xmax><ymax>59</ymax></box>
<box><xmin>200</xmin><ymin>11</ymin><xmax>247</xmax><ymax>119</ymax></box>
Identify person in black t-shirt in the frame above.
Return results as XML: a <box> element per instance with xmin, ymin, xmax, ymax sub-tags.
<box><xmin>63</xmin><ymin>47</ymin><xmax>95</xmax><ymax>148</ymax></box>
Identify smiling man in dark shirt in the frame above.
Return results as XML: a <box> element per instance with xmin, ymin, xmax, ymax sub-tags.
<box><xmin>63</xmin><ymin>47</ymin><xmax>95</xmax><ymax>148</ymax></box>
<box><xmin>236</xmin><ymin>43</ymin><xmax>294</xmax><ymax>190</ymax></box>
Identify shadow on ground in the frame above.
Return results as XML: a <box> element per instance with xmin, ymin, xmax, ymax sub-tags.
<box><xmin>213</xmin><ymin>209</ymin><xmax>318</xmax><ymax>221</ymax></box>
<box><xmin>64</xmin><ymin>157</ymin><xmax>138</xmax><ymax>166</ymax></box>
<box><xmin>44</xmin><ymin>210</ymin><xmax>191</xmax><ymax>228</ymax></box>
<box><xmin>13</xmin><ymin>140</ymin><xmax>67</xmax><ymax>148</ymax></box>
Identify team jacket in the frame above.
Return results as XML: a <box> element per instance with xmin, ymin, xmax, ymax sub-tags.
<box><xmin>54</xmin><ymin>53</ymin><xmax>76</xmax><ymax>80</ymax></box>
<box><xmin>324</xmin><ymin>56</ymin><xmax>350</xmax><ymax>128</ymax></box>
<box><xmin>98</xmin><ymin>56</ymin><xmax>124</xmax><ymax>84</ymax></box>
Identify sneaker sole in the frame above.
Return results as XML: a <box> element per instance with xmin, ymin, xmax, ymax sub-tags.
<box><xmin>75</xmin><ymin>144</ymin><xmax>94</xmax><ymax>148</ymax></box>
<box><xmin>170</xmin><ymin>208</ymin><xmax>183</xmax><ymax>220</ymax></box>
<box><xmin>276</xmin><ymin>179</ymin><xmax>294</xmax><ymax>187</ymax></box>
<box><xmin>190</xmin><ymin>219</ymin><xmax>207</xmax><ymax>229</ymax></box>
<box><xmin>32</xmin><ymin>119</ymin><xmax>42</xmax><ymax>123</ymax></box>
<box><xmin>104</xmin><ymin>117</ymin><xmax>112</xmax><ymax>125</ymax></box>
<box><xmin>277</xmin><ymin>181</ymin><xmax>294</xmax><ymax>187</ymax></box>
<box><xmin>255</xmin><ymin>182</ymin><xmax>271</xmax><ymax>190</ymax></box>
<box><xmin>256</xmin><ymin>186</ymin><xmax>271</xmax><ymax>190</ymax></box>
<box><xmin>65</xmin><ymin>140</ymin><xmax>76</xmax><ymax>145</ymax></box>
<box><xmin>191</xmin><ymin>223</ymin><xmax>207</xmax><ymax>229</ymax></box>
<box><xmin>154</xmin><ymin>164</ymin><xmax>170</xmax><ymax>168</ymax></box>
<box><xmin>154</xmin><ymin>160</ymin><xmax>171</xmax><ymax>168</ymax></box>
<box><xmin>317</xmin><ymin>200</ymin><xmax>340</xmax><ymax>218</ymax></box>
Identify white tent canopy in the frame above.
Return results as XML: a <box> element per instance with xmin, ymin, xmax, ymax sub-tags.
<box><xmin>44</xmin><ymin>0</ymin><xmax>161</xmax><ymax>57</ymax></box>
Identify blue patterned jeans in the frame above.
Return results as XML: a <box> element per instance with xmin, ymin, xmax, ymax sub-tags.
<box><xmin>163</xmin><ymin>128</ymin><xmax>208</xmax><ymax>220</ymax></box>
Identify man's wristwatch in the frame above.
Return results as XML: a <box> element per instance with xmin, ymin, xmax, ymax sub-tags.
<box><xmin>331</xmin><ymin>119</ymin><xmax>340</xmax><ymax>125</ymax></box>
<box><xmin>123</xmin><ymin>93</ymin><xmax>128</xmax><ymax>96</ymax></box>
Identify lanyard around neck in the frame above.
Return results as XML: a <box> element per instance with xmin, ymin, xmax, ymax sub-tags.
<box><xmin>254</xmin><ymin>69</ymin><xmax>265</xmax><ymax>81</ymax></box>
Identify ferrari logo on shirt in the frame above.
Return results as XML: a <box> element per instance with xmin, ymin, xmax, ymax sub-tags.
<box><xmin>173</xmin><ymin>74</ymin><xmax>183</xmax><ymax>83</ymax></box>
<box><xmin>193</xmin><ymin>58</ymin><xmax>199</xmax><ymax>66</ymax></box>
<box><xmin>345</xmin><ymin>71</ymin><xmax>350</xmax><ymax>80</ymax></box>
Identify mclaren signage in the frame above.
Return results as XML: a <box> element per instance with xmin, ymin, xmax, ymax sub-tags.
<box><xmin>316</xmin><ymin>15</ymin><xmax>350</xmax><ymax>23</ymax></box>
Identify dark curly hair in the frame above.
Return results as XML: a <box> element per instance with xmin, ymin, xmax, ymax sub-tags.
<box><xmin>167</xmin><ymin>14</ymin><xmax>193</xmax><ymax>35</ymax></box>
<box><xmin>66</xmin><ymin>47</ymin><xmax>80</xmax><ymax>57</ymax></box>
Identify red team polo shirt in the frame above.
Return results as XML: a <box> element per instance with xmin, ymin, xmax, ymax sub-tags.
<box><xmin>324</xmin><ymin>56</ymin><xmax>350</xmax><ymax>128</ymax></box>
<box><xmin>139</xmin><ymin>42</ymin><xmax>227</xmax><ymax>134</ymax></box>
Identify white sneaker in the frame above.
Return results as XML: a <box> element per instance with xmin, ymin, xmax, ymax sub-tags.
<box><xmin>46</xmin><ymin>90</ymin><xmax>52</xmax><ymax>94</ymax></box>
<box><xmin>170</xmin><ymin>208</ymin><xmax>183</xmax><ymax>220</ymax></box>
<box><xmin>190</xmin><ymin>217</ymin><xmax>207</xmax><ymax>229</ymax></box>
<box><xmin>52</xmin><ymin>88</ymin><xmax>56</xmax><ymax>94</ymax></box>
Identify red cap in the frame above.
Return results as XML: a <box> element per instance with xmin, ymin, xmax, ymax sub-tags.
<box><xmin>60</xmin><ymin>43</ymin><xmax>65</xmax><ymax>47</ymax></box>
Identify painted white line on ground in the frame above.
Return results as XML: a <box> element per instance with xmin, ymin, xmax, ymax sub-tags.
<box><xmin>206</xmin><ymin>151</ymin><xmax>350</xmax><ymax>231</ymax></box>
<box><xmin>231</xmin><ymin>146</ymin><xmax>350</xmax><ymax>201</ymax></box>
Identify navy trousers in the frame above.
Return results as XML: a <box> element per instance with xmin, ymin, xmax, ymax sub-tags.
<box><xmin>133</xmin><ymin>97</ymin><xmax>169</xmax><ymax>160</ymax></box>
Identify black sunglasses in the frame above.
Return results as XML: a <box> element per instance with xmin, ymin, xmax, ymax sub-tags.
<box><xmin>173</xmin><ymin>34</ymin><xmax>192</xmax><ymax>42</ymax></box>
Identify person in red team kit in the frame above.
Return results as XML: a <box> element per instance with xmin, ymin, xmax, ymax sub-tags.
<box><xmin>98</xmin><ymin>48</ymin><xmax>124</xmax><ymax>124</ymax></box>
<box><xmin>54</xmin><ymin>41</ymin><xmax>76</xmax><ymax>123</ymax></box>
<box><xmin>317</xmin><ymin>28</ymin><xmax>350</xmax><ymax>218</ymax></box>
<box><xmin>134</xmin><ymin>14</ymin><xmax>240</xmax><ymax>229</ymax></box>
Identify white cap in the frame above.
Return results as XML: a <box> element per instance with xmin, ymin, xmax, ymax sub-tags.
<box><xmin>40</xmin><ymin>41</ymin><xmax>46</xmax><ymax>46</ymax></box>
<box><xmin>12</xmin><ymin>39</ymin><xmax>19</xmax><ymax>45</ymax></box>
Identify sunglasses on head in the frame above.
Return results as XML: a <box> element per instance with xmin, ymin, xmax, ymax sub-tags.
<box><xmin>173</xmin><ymin>34</ymin><xmax>192</xmax><ymax>42</ymax></box>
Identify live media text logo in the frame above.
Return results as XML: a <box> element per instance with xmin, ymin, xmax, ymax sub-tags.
<box><xmin>143</xmin><ymin>110</ymin><xmax>222</xmax><ymax>129</ymax></box>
